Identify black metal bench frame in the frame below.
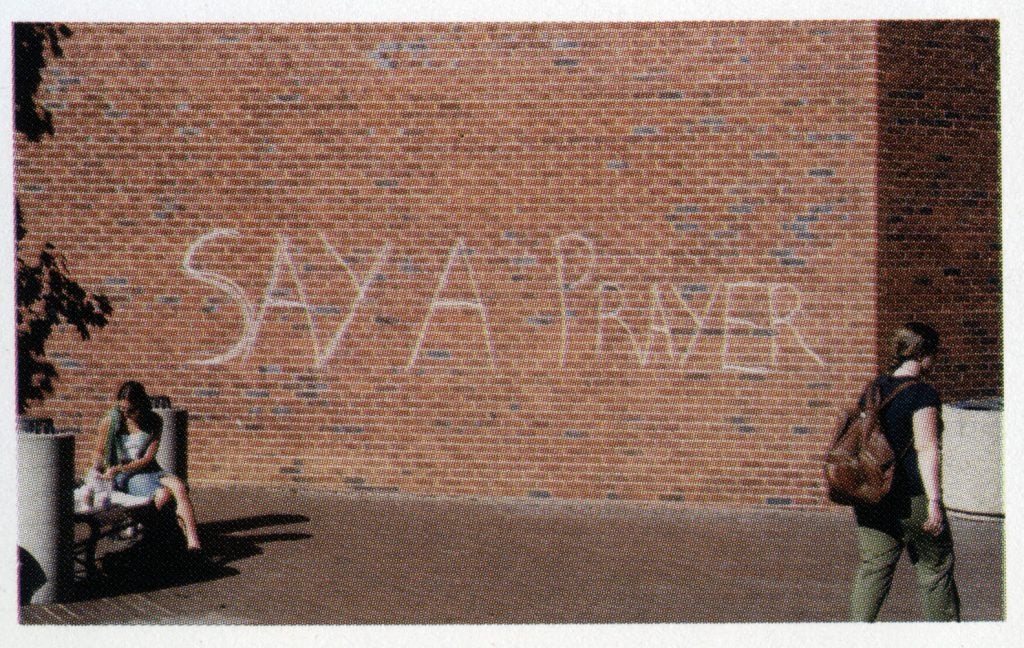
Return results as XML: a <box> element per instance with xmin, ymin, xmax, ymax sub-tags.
<box><xmin>73</xmin><ymin>503</ymin><xmax>152</xmax><ymax>582</ymax></box>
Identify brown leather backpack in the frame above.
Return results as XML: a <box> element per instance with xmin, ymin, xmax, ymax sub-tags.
<box><xmin>824</xmin><ymin>378</ymin><xmax>917</xmax><ymax>506</ymax></box>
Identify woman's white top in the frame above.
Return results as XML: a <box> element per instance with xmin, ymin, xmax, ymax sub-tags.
<box><xmin>119</xmin><ymin>432</ymin><xmax>150</xmax><ymax>461</ymax></box>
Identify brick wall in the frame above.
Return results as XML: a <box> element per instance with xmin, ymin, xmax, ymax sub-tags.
<box><xmin>876</xmin><ymin>21</ymin><xmax>1002</xmax><ymax>400</ymax></box>
<box><xmin>14</xmin><ymin>21</ymin><xmax>1000</xmax><ymax>507</ymax></box>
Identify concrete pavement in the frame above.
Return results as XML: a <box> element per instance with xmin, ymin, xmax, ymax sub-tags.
<box><xmin>19</xmin><ymin>485</ymin><xmax>1004</xmax><ymax>625</ymax></box>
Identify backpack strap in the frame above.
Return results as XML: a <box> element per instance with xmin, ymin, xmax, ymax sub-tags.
<box><xmin>877</xmin><ymin>378</ymin><xmax>919</xmax><ymax>411</ymax></box>
<box><xmin>870</xmin><ymin>377</ymin><xmax>920</xmax><ymax>462</ymax></box>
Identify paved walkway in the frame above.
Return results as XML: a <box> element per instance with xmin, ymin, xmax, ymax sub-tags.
<box><xmin>19</xmin><ymin>485</ymin><xmax>1004</xmax><ymax>625</ymax></box>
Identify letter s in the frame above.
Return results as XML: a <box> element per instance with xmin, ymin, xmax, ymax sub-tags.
<box><xmin>182</xmin><ymin>229</ymin><xmax>256</xmax><ymax>365</ymax></box>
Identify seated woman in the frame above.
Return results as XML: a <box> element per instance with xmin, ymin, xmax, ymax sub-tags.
<box><xmin>92</xmin><ymin>380</ymin><xmax>202</xmax><ymax>553</ymax></box>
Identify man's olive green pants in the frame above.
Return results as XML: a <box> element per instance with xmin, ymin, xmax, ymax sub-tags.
<box><xmin>849</xmin><ymin>494</ymin><xmax>961</xmax><ymax>622</ymax></box>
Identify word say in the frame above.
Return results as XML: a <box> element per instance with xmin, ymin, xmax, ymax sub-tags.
<box><xmin>183</xmin><ymin>229</ymin><xmax>390</xmax><ymax>367</ymax></box>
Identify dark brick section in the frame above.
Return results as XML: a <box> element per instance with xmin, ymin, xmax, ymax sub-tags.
<box><xmin>332</xmin><ymin>425</ymin><xmax>365</xmax><ymax>435</ymax></box>
<box><xmin>739</xmin><ymin>374</ymin><xmax>767</xmax><ymax>382</ymax></box>
<box><xmin>353</xmin><ymin>485</ymin><xmax>400</xmax><ymax>493</ymax></box>
<box><xmin>876</xmin><ymin>21</ymin><xmax>1001</xmax><ymax>402</ymax></box>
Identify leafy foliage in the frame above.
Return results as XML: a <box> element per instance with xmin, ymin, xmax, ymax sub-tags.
<box><xmin>14</xmin><ymin>23</ymin><xmax>73</xmax><ymax>142</ymax></box>
<box><xmin>16</xmin><ymin>202</ymin><xmax>113</xmax><ymax>412</ymax></box>
<box><xmin>15</xmin><ymin>23</ymin><xmax>112</xmax><ymax>413</ymax></box>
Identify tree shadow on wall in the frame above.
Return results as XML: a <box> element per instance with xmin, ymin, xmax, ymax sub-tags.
<box><xmin>74</xmin><ymin>512</ymin><xmax>311</xmax><ymax>601</ymax></box>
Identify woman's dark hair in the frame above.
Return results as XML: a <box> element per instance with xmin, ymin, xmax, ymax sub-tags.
<box><xmin>116</xmin><ymin>380</ymin><xmax>151</xmax><ymax>414</ymax></box>
<box><xmin>890</xmin><ymin>322</ymin><xmax>940</xmax><ymax>369</ymax></box>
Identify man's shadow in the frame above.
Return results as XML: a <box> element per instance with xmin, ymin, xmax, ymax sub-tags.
<box><xmin>75</xmin><ymin>510</ymin><xmax>311</xmax><ymax>601</ymax></box>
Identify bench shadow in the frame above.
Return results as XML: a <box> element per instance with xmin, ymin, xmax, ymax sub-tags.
<box><xmin>74</xmin><ymin>512</ymin><xmax>311</xmax><ymax>601</ymax></box>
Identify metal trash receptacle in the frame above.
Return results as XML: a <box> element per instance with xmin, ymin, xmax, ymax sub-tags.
<box><xmin>18</xmin><ymin>418</ymin><xmax>75</xmax><ymax>605</ymax></box>
<box><xmin>941</xmin><ymin>399</ymin><xmax>1002</xmax><ymax>517</ymax></box>
<box><xmin>151</xmin><ymin>395</ymin><xmax>188</xmax><ymax>481</ymax></box>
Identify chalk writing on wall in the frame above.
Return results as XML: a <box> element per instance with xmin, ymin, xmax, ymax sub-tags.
<box><xmin>407</xmin><ymin>238</ymin><xmax>498</xmax><ymax>370</ymax></box>
<box><xmin>184</xmin><ymin>229</ymin><xmax>391</xmax><ymax>368</ymax></box>
<box><xmin>183</xmin><ymin>230</ymin><xmax>828</xmax><ymax>373</ymax></box>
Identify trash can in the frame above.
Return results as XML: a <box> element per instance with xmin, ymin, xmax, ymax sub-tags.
<box><xmin>941</xmin><ymin>399</ymin><xmax>1003</xmax><ymax>517</ymax></box>
<box><xmin>151</xmin><ymin>396</ymin><xmax>188</xmax><ymax>481</ymax></box>
<box><xmin>18</xmin><ymin>419</ymin><xmax>75</xmax><ymax>605</ymax></box>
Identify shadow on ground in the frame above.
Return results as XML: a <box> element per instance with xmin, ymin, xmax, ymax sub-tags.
<box><xmin>73</xmin><ymin>512</ymin><xmax>311</xmax><ymax>601</ymax></box>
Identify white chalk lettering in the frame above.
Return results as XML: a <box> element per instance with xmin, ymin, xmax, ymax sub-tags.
<box><xmin>595</xmin><ymin>283</ymin><xmax>682</xmax><ymax>367</ymax></box>
<box><xmin>243</xmin><ymin>236</ymin><xmax>319</xmax><ymax>363</ymax></box>
<box><xmin>319</xmin><ymin>235</ymin><xmax>391</xmax><ymax>368</ymax></box>
<box><xmin>722</xmin><ymin>282</ymin><xmax>771</xmax><ymax>374</ymax></box>
<box><xmin>554</xmin><ymin>233</ymin><xmax>596</xmax><ymax>367</ymax></box>
<box><xmin>407</xmin><ymin>239</ymin><xmax>497</xmax><ymax>371</ymax></box>
<box><xmin>596</xmin><ymin>282</ymin><xmax>643</xmax><ymax>361</ymax></box>
<box><xmin>182</xmin><ymin>229</ymin><xmax>259</xmax><ymax>365</ymax></box>
<box><xmin>669</xmin><ymin>283</ymin><xmax>722</xmax><ymax>372</ymax></box>
<box><xmin>181</xmin><ymin>229</ymin><xmax>829</xmax><ymax>374</ymax></box>
<box><xmin>641</xmin><ymin>284</ymin><xmax>676</xmax><ymax>366</ymax></box>
<box><xmin>770</xmin><ymin>283</ymin><xmax>827</xmax><ymax>367</ymax></box>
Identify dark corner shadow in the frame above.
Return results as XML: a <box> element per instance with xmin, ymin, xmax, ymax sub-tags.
<box><xmin>72</xmin><ymin>511</ymin><xmax>311</xmax><ymax>601</ymax></box>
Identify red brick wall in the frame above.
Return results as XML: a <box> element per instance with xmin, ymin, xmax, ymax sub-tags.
<box><xmin>14</xmin><ymin>21</ymin><xmax>998</xmax><ymax>507</ymax></box>
<box><xmin>876</xmin><ymin>21</ymin><xmax>1002</xmax><ymax>401</ymax></box>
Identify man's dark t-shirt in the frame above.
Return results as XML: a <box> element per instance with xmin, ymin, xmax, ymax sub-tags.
<box><xmin>864</xmin><ymin>375</ymin><xmax>943</xmax><ymax>499</ymax></box>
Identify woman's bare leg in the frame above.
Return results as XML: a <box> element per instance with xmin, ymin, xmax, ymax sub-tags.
<box><xmin>159</xmin><ymin>475</ymin><xmax>201</xmax><ymax>550</ymax></box>
<box><xmin>153</xmin><ymin>486</ymin><xmax>172</xmax><ymax>509</ymax></box>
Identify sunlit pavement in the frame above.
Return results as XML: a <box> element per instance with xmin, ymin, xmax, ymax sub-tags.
<box><xmin>19</xmin><ymin>485</ymin><xmax>1003</xmax><ymax>625</ymax></box>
